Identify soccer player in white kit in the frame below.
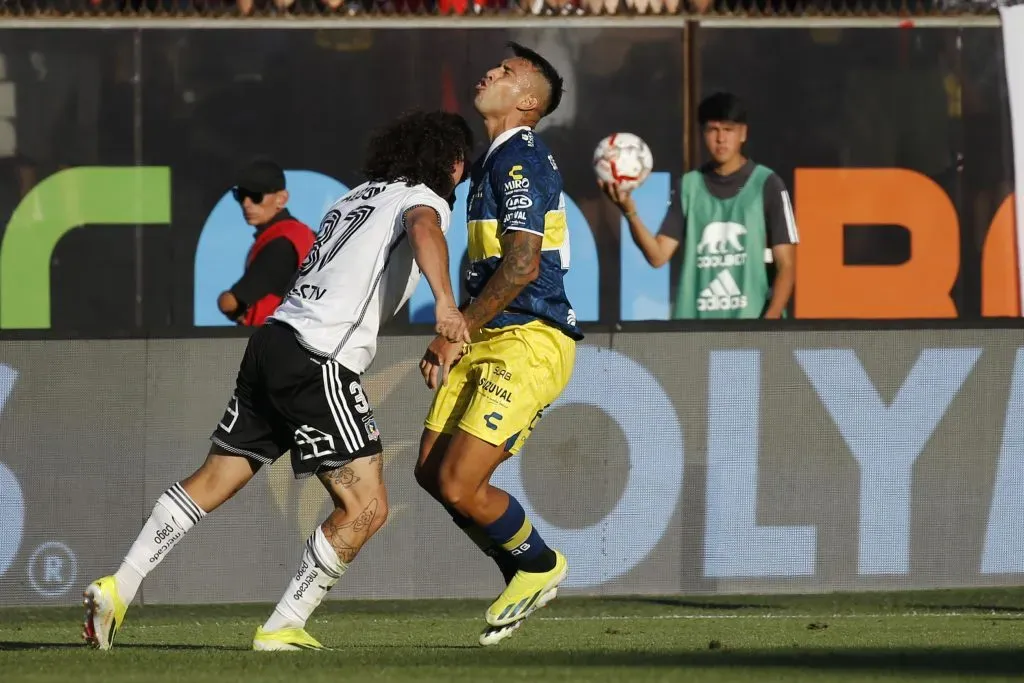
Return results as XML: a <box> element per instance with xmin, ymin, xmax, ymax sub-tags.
<box><xmin>82</xmin><ymin>111</ymin><xmax>474</xmax><ymax>652</ymax></box>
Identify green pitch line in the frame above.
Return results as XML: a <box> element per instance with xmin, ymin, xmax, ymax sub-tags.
<box><xmin>1</xmin><ymin>589</ymin><xmax>1023</xmax><ymax>683</ymax></box>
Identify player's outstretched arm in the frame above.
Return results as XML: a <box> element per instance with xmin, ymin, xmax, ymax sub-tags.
<box><xmin>462</xmin><ymin>229</ymin><xmax>542</xmax><ymax>333</ymax></box>
<box><xmin>406</xmin><ymin>205</ymin><xmax>469</xmax><ymax>344</ymax></box>
<box><xmin>599</xmin><ymin>179</ymin><xmax>678</xmax><ymax>268</ymax></box>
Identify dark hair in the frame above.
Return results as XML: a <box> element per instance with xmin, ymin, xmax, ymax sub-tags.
<box><xmin>508</xmin><ymin>41</ymin><xmax>564</xmax><ymax>116</ymax></box>
<box><xmin>698</xmin><ymin>92</ymin><xmax>748</xmax><ymax>126</ymax></box>
<box><xmin>363</xmin><ymin>110</ymin><xmax>474</xmax><ymax>198</ymax></box>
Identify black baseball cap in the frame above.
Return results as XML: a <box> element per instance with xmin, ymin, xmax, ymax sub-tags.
<box><xmin>235</xmin><ymin>158</ymin><xmax>286</xmax><ymax>194</ymax></box>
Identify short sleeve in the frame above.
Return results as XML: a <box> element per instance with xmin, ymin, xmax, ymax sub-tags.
<box><xmin>763</xmin><ymin>174</ymin><xmax>799</xmax><ymax>247</ymax></box>
<box><xmin>657</xmin><ymin>173</ymin><xmax>685</xmax><ymax>242</ymax></box>
<box><xmin>490</xmin><ymin>154</ymin><xmax>556</xmax><ymax>236</ymax></box>
<box><xmin>401</xmin><ymin>186</ymin><xmax>453</xmax><ymax>236</ymax></box>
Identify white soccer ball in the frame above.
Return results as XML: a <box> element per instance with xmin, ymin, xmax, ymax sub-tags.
<box><xmin>593</xmin><ymin>132</ymin><xmax>654</xmax><ymax>192</ymax></box>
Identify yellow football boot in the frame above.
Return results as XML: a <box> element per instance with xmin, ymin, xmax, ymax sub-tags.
<box><xmin>252</xmin><ymin>626</ymin><xmax>326</xmax><ymax>651</ymax></box>
<box><xmin>485</xmin><ymin>550</ymin><xmax>567</xmax><ymax>627</ymax></box>
<box><xmin>83</xmin><ymin>576</ymin><xmax>128</xmax><ymax>651</ymax></box>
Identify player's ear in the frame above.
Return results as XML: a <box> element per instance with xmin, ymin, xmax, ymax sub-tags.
<box><xmin>517</xmin><ymin>93</ymin><xmax>539</xmax><ymax>114</ymax></box>
<box><xmin>277</xmin><ymin>189</ymin><xmax>290</xmax><ymax>209</ymax></box>
<box><xmin>739</xmin><ymin>125</ymin><xmax>748</xmax><ymax>144</ymax></box>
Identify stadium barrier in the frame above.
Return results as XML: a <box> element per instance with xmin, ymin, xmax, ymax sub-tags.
<box><xmin>0</xmin><ymin>23</ymin><xmax>1014</xmax><ymax>333</ymax></box>
<box><xmin>2</xmin><ymin>327</ymin><xmax>1024</xmax><ymax>606</ymax></box>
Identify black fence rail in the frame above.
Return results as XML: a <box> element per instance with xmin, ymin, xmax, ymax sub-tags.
<box><xmin>0</xmin><ymin>0</ymin><xmax>1011</xmax><ymax>18</ymax></box>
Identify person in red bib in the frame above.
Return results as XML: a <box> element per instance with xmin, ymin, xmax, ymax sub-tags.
<box><xmin>217</xmin><ymin>159</ymin><xmax>316</xmax><ymax>326</ymax></box>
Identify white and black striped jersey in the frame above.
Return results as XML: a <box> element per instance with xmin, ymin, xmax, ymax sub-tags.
<box><xmin>269</xmin><ymin>180</ymin><xmax>451</xmax><ymax>374</ymax></box>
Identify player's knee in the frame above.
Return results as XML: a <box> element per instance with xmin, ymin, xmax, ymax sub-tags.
<box><xmin>355</xmin><ymin>485</ymin><xmax>389</xmax><ymax>536</ymax></box>
<box><xmin>438</xmin><ymin>476</ymin><xmax>475</xmax><ymax>515</ymax></box>
<box><xmin>369</xmin><ymin>498</ymin><xmax>389</xmax><ymax>537</ymax></box>
<box><xmin>414</xmin><ymin>460</ymin><xmax>440</xmax><ymax>496</ymax></box>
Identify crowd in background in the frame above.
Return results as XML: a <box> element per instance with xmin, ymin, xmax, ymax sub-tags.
<box><xmin>0</xmin><ymin>0</ymin><xmax>1013</xmax><ymax>15</ymax></box>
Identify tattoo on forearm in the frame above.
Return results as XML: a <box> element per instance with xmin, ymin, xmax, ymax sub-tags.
<box><xmin>464</xmin><ymin>231</ymin><xmax>540</xmax><ymax>330</ymax></box>
<box><xmin>322</xmin><ymin>498</ymin><xmax>380</xmax><ymax>563</ymax></box>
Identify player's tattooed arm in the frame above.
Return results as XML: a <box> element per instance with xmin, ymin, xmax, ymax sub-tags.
<box><xmin>462</xmin><ymin>229</ymin><xmax>542</xmax><ymax>332</ymax></box>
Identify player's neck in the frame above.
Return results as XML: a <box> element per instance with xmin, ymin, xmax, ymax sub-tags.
<box><xmin>484</xmin><ymin>116</ymin><xmax>531</xmax><ymax>143</ymax></box>
<box><xmin>713</xmin><ymin>155</ymin><xmax>747</xmax><ymax>176</ymax></box>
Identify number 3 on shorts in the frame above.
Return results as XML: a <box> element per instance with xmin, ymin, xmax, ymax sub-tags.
<box><xmin>349</xmin><ymin>381</ymin><xmax>369</xmax><ymax>414</ymax></box>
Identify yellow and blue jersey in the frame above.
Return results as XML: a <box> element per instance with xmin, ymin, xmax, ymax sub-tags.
<box><xmin>465</xmin><ymin>127</ymin><xmax>583</xmax><ymax>341</ymax></box>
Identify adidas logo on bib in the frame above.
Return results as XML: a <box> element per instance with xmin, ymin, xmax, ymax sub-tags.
<box><xmin>697</xmin><ymin>270</ymin><xmax>748</xmax><ymax>312</ymax></box>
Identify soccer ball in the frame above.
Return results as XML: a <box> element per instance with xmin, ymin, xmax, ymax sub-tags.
<box><xmin>593</xmin><ymin>133</ymin><xmax>654</xmax><ymax>192</ymax></box>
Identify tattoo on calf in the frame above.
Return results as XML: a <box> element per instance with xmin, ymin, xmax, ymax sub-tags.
<box><xmin>322</xmin><ymin>498</ymin><xmax>380</xmax><ymax>564</ymax></box>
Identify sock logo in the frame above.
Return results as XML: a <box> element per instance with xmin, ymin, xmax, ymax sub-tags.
<box><xmin>153</xmin><ymin>523</ymin><xmax>175</xmax><ymax>545</ymax></box>
<box><xmin>293</xmin><ymin>568</ymin><xmax>320</xmax><ymax>602</ymax></box>
<box><xmin>149</xmin><ymin>529</ymin><xmax>181</xmax><ymax>564</ymax></box>
<box><xmin>510</xmin><ymin>542</ymin><xmax>532</xmax><ymax>557</ymax></box>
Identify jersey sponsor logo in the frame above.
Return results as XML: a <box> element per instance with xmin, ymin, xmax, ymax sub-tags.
<box><xmin>478</xmin><ymin>377</ymin><xmax>513</xmax><ymax>404</ymax></box>
<box><xmin>484</xmin><ymin>411</ymin><xmax>503</xmax><ymax>431</ymax></box>
<box><xmin>697</xmin><ymin>270</ymin><xmax>748</xmax><ymax>312</ymax></box>
<box><xmin>697</xmin><ymin>221</ymin><xmax>748</xmax><ymax>269</ymax></box>
<box><xmin>547</xmin><ymin>154</ymin><xmax>558</xmax><ymax>171</ymax></box>
<box><xmin>504</xmin><ymin>177</ymin><xmax>530</xmax><ymax>192</ymax></box>
<box><xmin>567</xmin><ymin>309</ymin><xmax>577</xmax><ymax>327</ymax></box>
<box><xmin>521</xmin><ymin>131</ymin><xmax>535</xmax><ymax>147</ymax></box>
<box><xmin>289</xmin><ymin>283</ymin><xmax>328</xmax><ymax>301</ymax></box>
<box><xmin>507</xmin><ymin>209</ymin><xmax>527</xmax><ymax>223</ymax></box>
<box><xmin>505</xmin><ymin>195</ymin><xmax>533</xmax><ymax>211</ymax></box>
<box><xmin>508</xmin><ymin>165</ymin><xmax>525</xmax><ymax>181</ymax></box>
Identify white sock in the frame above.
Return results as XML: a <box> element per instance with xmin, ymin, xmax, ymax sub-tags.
<box><xmin>114</xmin><ymin>483</ymin><xmax>206</xmax><ymax>604</ymax></box>
<box><xmin>263</xmin><ymin>526</ymin><xmax>348</xmax><ymax>632</ymax></box>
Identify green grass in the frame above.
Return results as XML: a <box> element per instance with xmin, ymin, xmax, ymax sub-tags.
<box><xmin>2</xmin><ymin>588</ymin><xmax>1024</xmax><ymax>682</ymax></box>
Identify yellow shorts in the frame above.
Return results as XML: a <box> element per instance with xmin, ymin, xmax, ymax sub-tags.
<box><xmin>424</xmin><ymin>320</ymin><xmax>576</xmax><ymax>455</ymax></box>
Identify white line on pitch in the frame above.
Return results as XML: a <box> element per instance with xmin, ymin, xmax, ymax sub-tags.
<box><xmin>533</xmin><ymin>612</ymin><xmax>1024</xmax><ymax>621</ymax></box>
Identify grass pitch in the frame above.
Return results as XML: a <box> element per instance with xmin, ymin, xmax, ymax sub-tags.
<box><xmin>2</xmin><ymin>588</ymin><xmax>1024</xmax><ymax>682</ymax></box>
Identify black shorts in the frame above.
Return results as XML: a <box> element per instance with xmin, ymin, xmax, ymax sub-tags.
<box><xmin>210</xmin><ymin>321</ymin><xmax>383</xmax><ymax>479</ymax></box>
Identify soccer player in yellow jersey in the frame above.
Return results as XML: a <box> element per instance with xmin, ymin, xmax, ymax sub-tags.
<box><xmin>415</xmin><ymin>42</ymin><xmax>583</xmax><ymax>646</ymax></box>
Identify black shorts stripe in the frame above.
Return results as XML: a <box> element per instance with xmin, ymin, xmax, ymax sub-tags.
<box><xmin>321</xmin><ymin>363</ymin><xmax>357</xmax><ymax>453</ymax></box>
<box><xmin>329</xmin><ymin>362</ymin><xmax>364</xmax><ymax>450</ymax></box>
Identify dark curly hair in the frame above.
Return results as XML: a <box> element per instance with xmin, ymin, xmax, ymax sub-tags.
<box><xmin>362</xmin><ymin>110</ymin><xmax>474</xmax><ymax>199</ymax></box>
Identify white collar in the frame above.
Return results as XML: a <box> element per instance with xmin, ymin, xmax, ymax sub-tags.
<box><xmin>484</xmin><ymin>126</ymin><xmax>532</xmax><ymax>163</ymax></box>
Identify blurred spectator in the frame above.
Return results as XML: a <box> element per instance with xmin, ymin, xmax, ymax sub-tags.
<box><xmin>11</xmin><ymin>44</ymin><xmax>100</xmax><ymax>200</ymax></box>
<box><xmin>601</xmin><ymin>92</ymin><xmax>798</xmax><ymax>319</ymax></box>
<box><xmin>217</xmin><ymin>159</ymin><xmax>316</xmax><ymax>327</ymax></box>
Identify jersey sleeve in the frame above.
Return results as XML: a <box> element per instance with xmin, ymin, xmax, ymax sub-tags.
<box><xmin>763</xmin><ymin>173</ymin><xmax>799</xmax><ymax>247</ymax></box>
<box><xmin>400</xmin><ymin>186</ymin><xmax>453</xmax><ymax>236</ymax></box>
<box><xmin>489</xmin><ymin>152</ymin><xmax>557</xmax><ymax>237</ymax></box>
<box><xmin>657</xmin><ymin>172</ymin><xmax>685</xmax><ymax>242</ymax></box>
